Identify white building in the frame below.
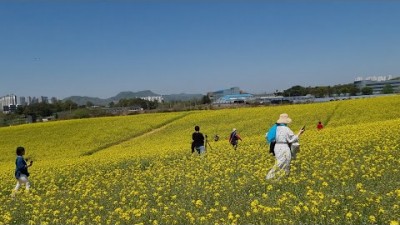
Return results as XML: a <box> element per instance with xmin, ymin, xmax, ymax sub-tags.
<box><xmin>354</xmin><ymin>76</ymin><xmax>400</xmax><ymax>94</ymax></box>
<box><xmin>140</xmin><ymin>96</ymin><xmax>164</xmax><ymax>103</ymax></box>
<box><xmin>0</xmin><ymin>94</ymin><xmax>18</xmax><ymax>112</ymax></box>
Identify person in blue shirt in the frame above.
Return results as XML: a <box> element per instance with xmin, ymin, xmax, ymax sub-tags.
<box><xmin>11</xmin><ymin>146</ymin><xmax>33</xmax><ymax>197</ymax></box>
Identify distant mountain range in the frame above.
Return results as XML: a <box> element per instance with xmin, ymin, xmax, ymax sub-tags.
<box><xmin>63</xmin><ymin>90</ymin><xmax>203</xmax><ymax>106</ymax></box>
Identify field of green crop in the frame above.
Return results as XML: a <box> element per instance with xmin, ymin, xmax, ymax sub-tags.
<box><xmin>1</xmin><ymin>95</ymin><xmax>399</xmax><ymax>224</ymax></box>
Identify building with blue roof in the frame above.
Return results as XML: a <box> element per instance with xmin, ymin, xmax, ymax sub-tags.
<box><xmin>207</xmin><ymin>87</ymin><xmax>254</xmax><ymax>104</ymax></box>
<box><xmin>214</xmin><ymin>93</ymin><xmax>254</xmax><ymax>104</ymax></box>
<box><xmin>207</xmin><ymin>87</ymin><xmax>241</xmax><ymax>102</ymax></box>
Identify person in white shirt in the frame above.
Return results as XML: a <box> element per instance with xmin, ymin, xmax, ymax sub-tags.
<box><xmin>266</xmin><ymin>113</ymin><xmax>304</xmax><ymax>180</ymax></box>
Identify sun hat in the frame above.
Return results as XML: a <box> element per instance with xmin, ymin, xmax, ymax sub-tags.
<box><xmin>277</xmin><ymin>113</ymin><xmax>292</xmax><ymax>124</ymax></box>
<box><xmin>232</xmin><ymin>128</ymin><xmax>237</xmax><ymax>132</ymax></box>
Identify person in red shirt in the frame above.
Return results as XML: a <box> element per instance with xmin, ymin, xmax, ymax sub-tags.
<box><xmin>229</xmin><ymin>128</ymin><xmax>242</xmax><ymax>150</ymax></box>
<box><xmin>317</xmin><ymin>121</ymin><xmax>324</xmax><ymax>130</ymax></box>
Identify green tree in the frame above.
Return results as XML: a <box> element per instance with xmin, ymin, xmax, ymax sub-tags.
<box><xmin>72</xmin><ymin>108</ymin><xmax>90</xmax><ymax>119</ymax></box>
<box><xmin>202</xmin><ymin>95</ymin><xmax>211</xmax><ymax>104</ymax></box>
<box><xmin>20</xmin><ymin>102</ymin><xmax>54</xmax><ymax>117</ymax></box>
<box><xmin>361</xmin><ymin>87</ymin><xmax>373</xmax><ymax>95</ymax></box>
<box><xmin>382</xmin><ymin>84</ymin><xmax>394</xmax><ymax>94</ymax></box>
<box><xmin>283</xmin><ymin>85</ymin><xmax>307</xmax><ymax>97</ymax></box>
<box><xmin>53</xmin><ymin>100</ymin><xmax>65</xmax><ymax>112</ymax></box>
<box><xmin>309</xmin><ymin>86</ymin><xmax>327</xmax><ymax>98</ymax></box>
<box><xmin>63</xmin><ymin>100</ymin><xmax>78</xmax><ymax>111</ymax></box>
<box><xmin>348</xmin><ymin>86</ymin><xmax>360</xmax><ymax>96</ymax></box>
<box><xmin>86</xmin><ymin>101</ymin><xmax>94</xmax><ymax>107</ymax></box>
<box><xmin>116</xmin><ymin>98</ymin><xmax>158</xmax><ymax>110</ymax></box>
<box><xmin>146</xmin><ymin>100</ymin><xmax>159</xmax><ymax>110</ymax></box>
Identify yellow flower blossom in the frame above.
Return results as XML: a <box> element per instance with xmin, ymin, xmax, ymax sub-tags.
<box><xmin>0</xmin><ymin>95</ymin><xmax>399</xmax><ymax>225</ymax></box>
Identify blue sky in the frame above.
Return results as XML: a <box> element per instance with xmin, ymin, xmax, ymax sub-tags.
<box><xmin>1</xmin><ymin>1</ymin><xmax>399</xmax><ymax>99</ymax></box>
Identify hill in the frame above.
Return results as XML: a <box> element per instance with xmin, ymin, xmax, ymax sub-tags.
<box><xmin>64</xmin><ymin>90</ymin><xmax>203</xmax><ymax>105</ymax></box>
<box><xmin>110</xmin><ymin>90</ymin><xmax>159</xmax><ymax>101</ymax></box>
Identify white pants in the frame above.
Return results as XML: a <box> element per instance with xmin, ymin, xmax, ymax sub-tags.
<box><xmin>195</xmin><ymin>146</ymin><xmax>205</xmax><ymax>154</ymax></box>
<box><xmin>15</xmin><ymin>174</ymin><xmax>30</xmax><ymax>191</ymax></box>
<box><xmin>266</xmin><ymin>145</ymin><xmax>292</xmax><ymax>180</ymax></box>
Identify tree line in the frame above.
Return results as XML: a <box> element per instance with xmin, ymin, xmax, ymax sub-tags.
<box><xmin>279</xmin><ymin>83</ymin><xmax>395</xmax><ymax>97</ymax></box>
<box><xmin>0</xmin><ymin>96</ymin><xmax>211</xmax><ymax>126</ymax></box>
<box><xmin>1</xmin><ymin>83</ymin><xmax>395</xmax><ymax>126</ymax></box>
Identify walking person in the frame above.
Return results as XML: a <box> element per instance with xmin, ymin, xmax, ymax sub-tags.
<box><xmin>229</xmin><ymin>128</ymin><xmax>242</xmax><ymax>150</ymax></box>
<box><xmin>11</xmin><ymin>146</ymin><xmax>33</xmax><ymax>197</ymax></box>
<box><xmin>266</xmin><ymin>113</ymin><xmax>304</xmax><ymax>180</ymax></box>
<box><xmin>192</xmin><ymin>125</ymin><xmax>205</xmax><ymax>154</ymax></box>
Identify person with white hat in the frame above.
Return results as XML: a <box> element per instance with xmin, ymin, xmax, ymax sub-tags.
<box><xmin>266</xmin><ymin>113</ymin><xmax>304</xmax><ymax>180</ymax></box>
<box><xmin>229</xmin><ymin>128</ymin><xmax>242</xmax><ymax>150</ymax></box>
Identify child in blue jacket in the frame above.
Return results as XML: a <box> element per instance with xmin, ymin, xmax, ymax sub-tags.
<box><xmin>12</xmin><ymin>146</ymin><xmax>33</xmax><ymax>197</ymax></box>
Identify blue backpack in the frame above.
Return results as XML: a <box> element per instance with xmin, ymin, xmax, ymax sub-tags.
<box><xmin>266</xmin><ymin>123</ymin><xmax>286</xmax><ymax>155</ymax></box>
<box><xmin>266</xmin><ymin>124</ymin><xmax>277</xmax><ymax>144</ymax></box>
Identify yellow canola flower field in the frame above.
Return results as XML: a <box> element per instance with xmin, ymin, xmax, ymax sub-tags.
<box><xmin>0</xmin><ymin>95</ymin><xmax>399</xmax><ymax>225</ymax></box>
<box><xmin>0</xmin><ymin>112</ymin><xmax>187</xmax><ymax>165</ymax></box>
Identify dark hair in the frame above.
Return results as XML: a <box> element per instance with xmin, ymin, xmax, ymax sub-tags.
<box><xmin>16</xmin><ymin>146</ymin><xmax>25</xmax><ymax>156</ymax></box>
<box><xmin>195</xmin><ymin>125</ymin><xmax>200</xmax><ymax>131</ymax></box>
